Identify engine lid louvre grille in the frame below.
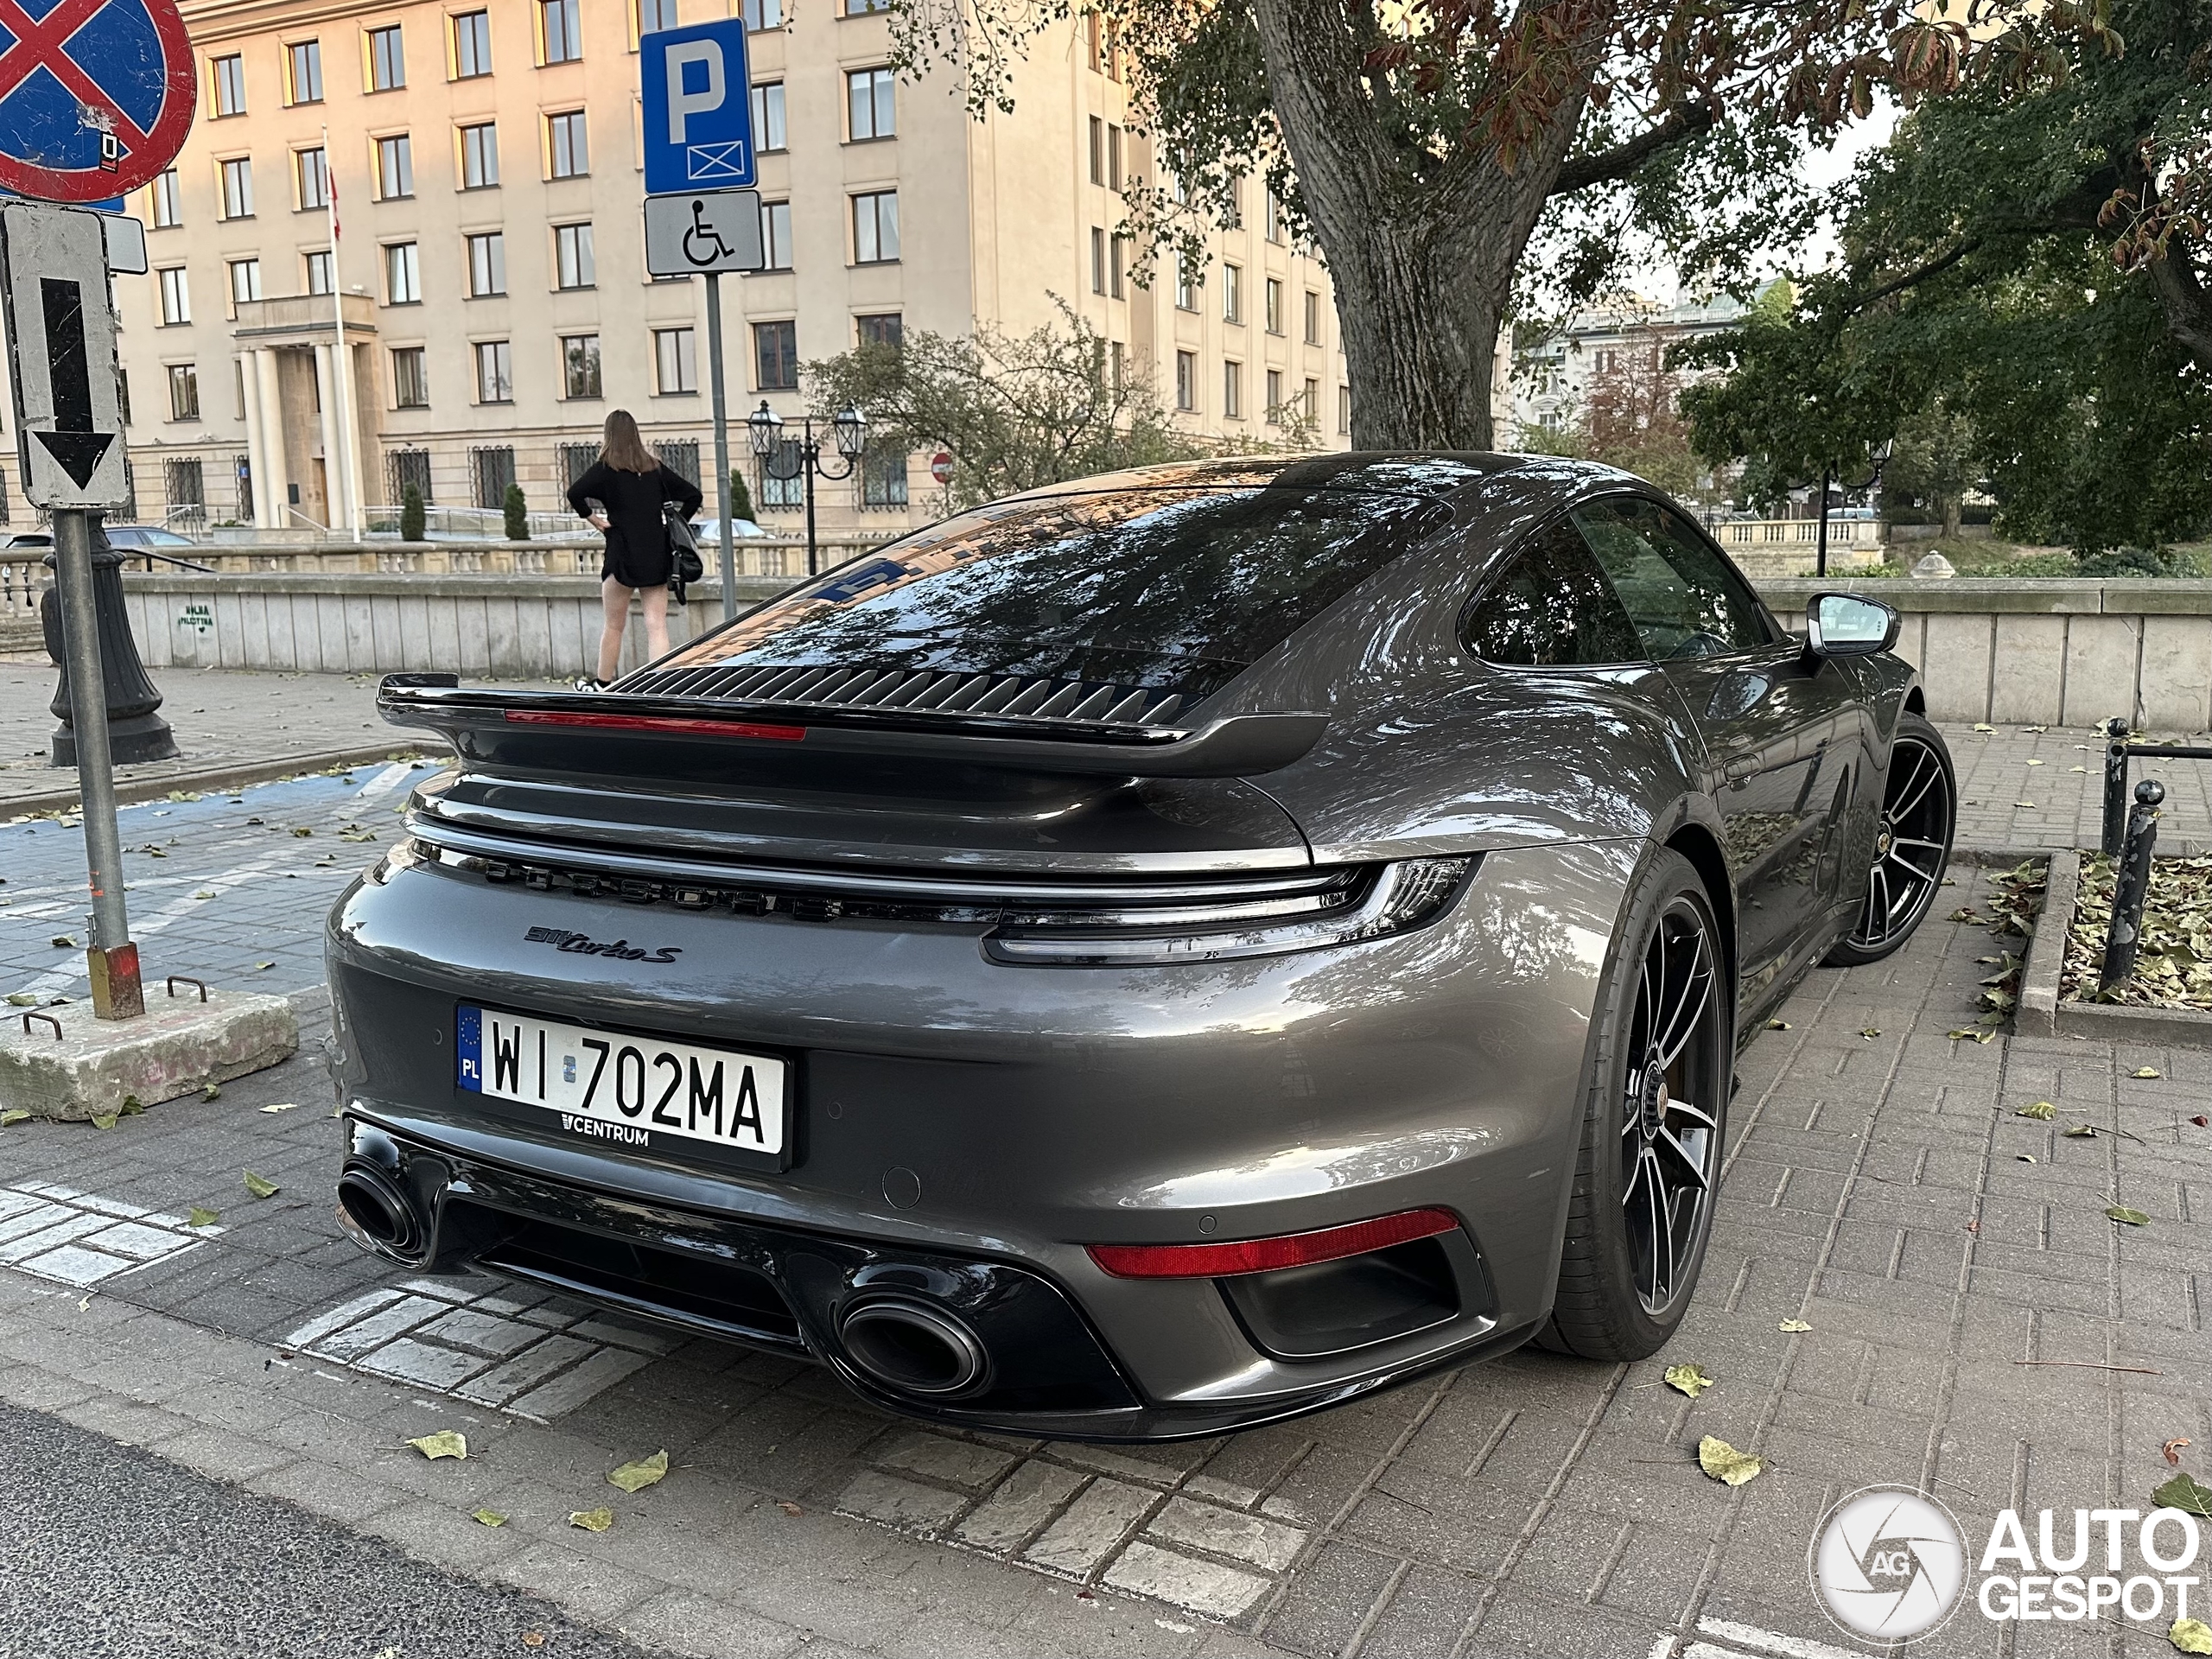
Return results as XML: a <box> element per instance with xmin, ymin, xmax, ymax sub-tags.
<box><xmin>619</xmin><ymin>663</ymin><xmax>1192</xmax><ymax>734</ymax></box>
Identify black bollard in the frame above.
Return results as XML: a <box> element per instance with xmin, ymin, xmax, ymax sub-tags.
<box><xmin>40</xmin><ymin>510</ymin><xmax>176</xmax><ymax>767</ymax></box>
<box><xmin>2099</xmin><ymin>716</ymin><xmax>2132</xmax><ymax>856</ymax></box>
<box><xmin>2097</xmin><ymin>779</ymin><xmax>2164</xmax><ymax>996</ymax></box>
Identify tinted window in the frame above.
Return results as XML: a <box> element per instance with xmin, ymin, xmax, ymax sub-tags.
<box><xmin>1571</xmin><ymin>496</ymin><xmax>1770</xmax><ymax>660</ymax></box>
<box><xmin>672</xmin><ymin>476</ymin><xmax>1452</xmax><ymax>694</ymax></box>
<box><xmin>1465</xmin><ymin>519</ymin><xmax>1643</xmax><ymax>666</ymax></box>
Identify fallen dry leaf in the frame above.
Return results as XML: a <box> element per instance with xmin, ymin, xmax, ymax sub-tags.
<box><xmin>2155</xmin><ymin>1473</ymin><xmax>2212</xmax><ymax>1517</ymax></box>
<box><xmin>777</xmin><ymin>1500</ymin><xmax>804</xmax><ymax>1516</ymax></box>
<box><xmin>522</xmin><ymin>1636</ymin><xmax>547</xmax><ymax>1650</ymax></box>
<box><xmin>0</xmin><ymin>1109</ymin><xmax>29</xmax><ymax>1127</ymax></box>
<box><xmin>1966</xmin><ymin>1218</ymin><xmax>1981</xmax><ymax>1233</ymax></box>
<box><xmin>407</xmin><ymin>1430</ymin><xmax>467</xmax><ymax>1461</ymax></box>
<box><xmin>607</xmin><ymin>1450</ymin><xmax>669</xmax><ymax>1493</ymax></box>
<box><xmin>474</xmin><ymin>1509</ymin><xmax>507</xmax><ymax>1527</ymax></box>
<box><xmin>2134</xmin><ymin>1068</ymin><xmax>2164</xmax><ymax>1079</ymax></box>
<box><xmin>2063</xmin><ymin>1124</ymin><xmax>2099</xmax><ymax>1138</ymax></box>
<box><xmin>1664</xmin><ymin>1363</ymin><xmax>1713</xmax><ymax>1398</ymax></box>
<box><xmin>187</xmin><ymin>1207</ymin><xmax>219</xmax><ymax>1228</ymax></box>
<box><xmin>2107</xmin><ymin>1206</ymin><xmax>2152</xmax><ymax>1226</ymax></box>
<box><xmin>569</xmin><ymin>1508</ymin><xmax>614</xmax><ymax>1532</ymax></box>
<box><xmin>1697</xmin><ymin>1435</ymin><xmax>1765</xmax><ymax>1486</ymax></box>
<box><xmin>2017</xmin><ymin>1101</ymin><xmax>2056</xmax><ymax>1120</ymax></box>
<box><xmin>1859</xmin><ymin>1027</ymin><xmax>1881</xmax><ymax>1039</ymax></box>
<box><xmin>1765</xmin><ymin>1019</ymin><xmax>1790</xmax><ymax>1030</ymax></box>
<box><xmin>2164</xmin><ymin>1439</ymin><xmax>2191</xmax><ymax>1466</ymax></box>
<box><xmin>2195</xmin><ymin>1116</ymin><xmax>2210</xmax><ymax>1128</ymax></box>
<box><xmin>258</xmin><ymin>1103</ymin><xmax>298</xmax><ymax>1115</ymax></box>
<box><xmin>1778</xmin><ymin>1319</ymin><xmax>1812</xmax><ymax>1332</ymax></box>
<box><xmin>2171</xmin><ymin>1616</ymin><xmax>2212</xmax><ymax>1656</ymax></box>
<box><xmin>242</xmin><ymin>1171</ymin><xmax>279</xmax><ymax>1199</ymax></box>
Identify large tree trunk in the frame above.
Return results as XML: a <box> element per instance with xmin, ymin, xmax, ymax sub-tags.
<box><xmin>1244</xmin><ymin>0</ymin><xmax>1592</xmax><ymax>451</ymax></box>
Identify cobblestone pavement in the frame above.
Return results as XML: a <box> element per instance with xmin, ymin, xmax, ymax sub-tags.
<box><xmin>1947</xmin><ymin>722</ymin><xmax>2212</xmax><ymax>855</ymax></box>
<box><xmin>0</xmin><ymin>734</ymin><xmax>2206</xmax><ymax>1656</ymax></box>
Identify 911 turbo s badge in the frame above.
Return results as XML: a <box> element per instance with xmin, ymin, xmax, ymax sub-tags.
<box><xmin>524</xmin><ymin>926</ymin><xmax>681</xmax><ymax>963</ymax></box>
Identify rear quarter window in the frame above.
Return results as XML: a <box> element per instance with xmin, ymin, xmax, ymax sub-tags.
<box><xmin>1463</xmin><ymin>518</ymin><xmax>1644</xmax><ymax>667</ymax></box>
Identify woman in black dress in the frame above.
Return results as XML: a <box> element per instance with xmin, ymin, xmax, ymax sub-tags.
<box><xmin>565</xmin><ymin>409</ymin><xmax>704</xmax><ymax>688</ymax></box>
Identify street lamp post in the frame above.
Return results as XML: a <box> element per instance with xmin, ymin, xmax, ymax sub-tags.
<box><xmin>1815</xmin><ymin>440</ymin><xmax>1894</xmax><ymax>579</ymax></box>
<box><xmin>747</xmin><ymin>403</ymin><xmax>869</xmax><ymax>577</ymax></box>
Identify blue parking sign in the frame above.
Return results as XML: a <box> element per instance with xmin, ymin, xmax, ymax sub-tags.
<box><xmin>641</xmin><ymin>20</ymin><xmax>754</xmax><ymax>194</ymax></box>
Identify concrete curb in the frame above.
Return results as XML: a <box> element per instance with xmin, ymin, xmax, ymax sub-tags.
<box><xmin>2</xmin><ymin>741</ymin><xmax>431</xmax><ymax>823</ymax></box>
<box><xmin>2018</xmin><ymin>850</ymin><xmax>2076</xmax><ymax>1037</ymax></box>
<box><xmin>2056</xmin><ymin>998</ymin><xmax>2212</xmax><ymax>1048</ymax></box>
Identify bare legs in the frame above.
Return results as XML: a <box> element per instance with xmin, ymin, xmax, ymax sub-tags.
<box><xmin>596</xmin><ymin>581</ymin><xmax>671</xmax><ymax>684</ymax></box>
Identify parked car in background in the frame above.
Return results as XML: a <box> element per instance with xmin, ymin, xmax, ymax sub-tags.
<box><xmin>334</xmin><ymin>453</ymin><xmax>1955</xmax><ymax>1440</ymax></box>
<box><xmin>103</xmin><ymin>525</ymin><xmax>200</xmax><ymax>550</ymax></box>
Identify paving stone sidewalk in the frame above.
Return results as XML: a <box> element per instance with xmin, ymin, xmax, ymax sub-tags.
<box><xmin>3</xmin><ymin>743</ymin><xmax>2207</xmax><ymax>1656</ymax></box>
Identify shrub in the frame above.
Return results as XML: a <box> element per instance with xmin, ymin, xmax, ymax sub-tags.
<box><xmin>398</xmin><ymin>483</ymin><xmax>425</xmax><ymax>543</ymax></box>
<box><xmin>728</xmin><ymin>468</ymin><xmax>753</xmax><ymax>523</ymax></box>
<box><xmin>502</xmin><ymin>482</ymin><xmax>528</xmax><ymax>541</ymax></box>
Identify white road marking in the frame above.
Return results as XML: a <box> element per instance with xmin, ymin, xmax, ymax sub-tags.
<box><xmin>0</xmin><ymin>1180</ymin><xmax>219</xmax><ymax>1287</ymax></box>
<box><xmin>358</xmin><ymin>761</ymin><xmax>416</xmax><ymax>802</ymax></box>
<box><xmin>1695</xmin><ymin>1618</ymin><xmax>1873</xmax><ymax>1659</ymax></box>
<box><xmin>6</xmin><ymin>852</ymin><xmax>299</xmax><ymax>998</ymax></box>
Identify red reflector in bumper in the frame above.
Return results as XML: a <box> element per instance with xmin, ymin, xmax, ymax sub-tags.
<box><xmin>1086</xmin><ymin>1207</ymin><xmax>1459</xmax><ymax>1279</ymax></box>
<box><xmin>504</xmin><ymin>711</ymin><xmax>805</xmax><ymax>741</ymax></box>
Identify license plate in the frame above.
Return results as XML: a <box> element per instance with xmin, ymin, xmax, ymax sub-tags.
<box><xmin>457</xmin><ymin>1005</ymin><xmax>787</xmax><ymax>1157</ymax></box>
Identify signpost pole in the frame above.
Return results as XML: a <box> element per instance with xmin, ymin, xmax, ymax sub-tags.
<box><xmin>51</xmin><ymin>506</ymin><xmax>141</xmax><ymax>1019</ymax></box>
<box><xmin>705</xmin><ymin>270</ymin><xmax>736</xmax><ymax>622</ymax></box>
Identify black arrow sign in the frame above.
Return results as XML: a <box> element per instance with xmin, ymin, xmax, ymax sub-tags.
<box><xmin>34</xmin><ymin>275</ymin><xmax>112</xmax><ymax>490</ymax></box>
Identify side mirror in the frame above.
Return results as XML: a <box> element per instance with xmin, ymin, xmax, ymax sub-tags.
<box><xmin>1803</xmin><ymin>593</ymin><xmax>1899</xmax><ymax>658</ymax></box>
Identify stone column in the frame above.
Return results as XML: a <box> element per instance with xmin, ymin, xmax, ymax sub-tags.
<box><xmin>252</xmin><ymin>349</ymin><xmax>290</xmax><ymax>528</ymax></box>
<box><xmin>238</xmin><ymin>351</ymin><xmax>272</xmax><ymax>528</ymax></box>
<box><xmin>315</xmin><ymin>341</ymin><xmax>346</xmax><ymax>531</ymax></box>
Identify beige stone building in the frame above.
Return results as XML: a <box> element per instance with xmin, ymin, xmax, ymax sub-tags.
<box><xmin>112</xmin><ymin>0</ymin><xmax>1348</xmax><ymax>542</ymax></box>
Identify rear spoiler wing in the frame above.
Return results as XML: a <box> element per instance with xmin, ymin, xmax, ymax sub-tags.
<box><xmin>376</xmin><ymin>675</ymin><xmax>1326</xmax><ymax>779</ymax></box>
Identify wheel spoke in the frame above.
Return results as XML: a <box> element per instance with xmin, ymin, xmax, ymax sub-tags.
<box><xmin>1892</xmin><ymin>747</ymin><xmax>1939</xmax><ymax>820</ymax></box>
<box><xmin>1667</xmin><ymin>1096</ymin><xmax>1718</xmax><ymax>1131</ymax></box>
<box><xmin>1893</xmin><ymin>836</ymin><xmax>1945</xmax><ymax>852</ymax></box>
<box><xmin>1649</xmin><ymin>1157</ymin><xmax>1676</xmax><ymax>1300</ymax></box>
<box><xmin>1655</xmin><ymin>1127</ymin><xmax>1709</xmax><ymax>1190</ymax></box>
<box><xmin>1655</xmin><ymin>927</ymin><xmax>1711</xmax><ymax>1064</ymax></box>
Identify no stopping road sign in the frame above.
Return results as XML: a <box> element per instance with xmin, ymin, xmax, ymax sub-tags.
<box><xmin>0</xmin><ymin>0</ymin><xmax>197</xmax><ymax>203</ymax></box>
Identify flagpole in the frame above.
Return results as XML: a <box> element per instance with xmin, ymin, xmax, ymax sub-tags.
<box><xmin>322</xmin><ymin>126</ymin><xmax>362</xmax><ymax>538</ymax></box>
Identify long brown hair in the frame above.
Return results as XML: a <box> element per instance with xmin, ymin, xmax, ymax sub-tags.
<box><xmin>600</xmin><ymin>409</ymin><xmax>656</xmax><ymax>474</ymax></box>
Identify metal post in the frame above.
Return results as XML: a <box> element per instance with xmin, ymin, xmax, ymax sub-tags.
<box><xmin>803</xmin><ymin>423</ymin><xmax>819</xmax><ymax>577</ymax></box>
<box><xmin>51</xmin><ymin>508</ymin><xmax>142</xmax><ymax>1020</ymax></box>
<box><xmin>2101</xmin><ymin>715</ymin><xmax>2133</xmax><ymax>856</ymax></box>
<box><xmin>704</xmin><ymin>270</ymin><xmax>737</xmax><ymax>622</ymax></box>
<box><xmin>2098</xmin><ymin>779</ymin><xmax>2164</xmax><ymax>995</ymax></box>
<box><xmin>1815</xmin><ymin>466</ymin><xmax>1832</xmax><ymax>579</ymax></box>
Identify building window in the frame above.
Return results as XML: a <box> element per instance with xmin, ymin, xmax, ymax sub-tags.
<box><xmin>158</xmin><ymin>267</ymin><xmax>190</xmax><ymax>325</ymax></box>
<box><xmin>288</xmin><ymin>40</ymin><xmax>323</xmax><ymax>103</ymax></box>
<box><xmin>1110</xmin><ymin>233</ymin><xmax>1125</xmax><ymax>299</ymax></box>
<box><xmin>1338</xmin><ymin>384</ymin><xmax>1350</xmax><ymax>435</ymax></box>
<box><xmin>219</xmin><ymin>156</ymin><xmax>253</xmax><ymax>219</ymax></box>
<box><xmin>376</xmin><ymin>134</ymin><xmax>413</xmax><ymax>198</ymax></box>
<box><xmin>741</xmin><ymin>0</ymin><xmax>782</xmax><ymax>29</ymax></box>
<box><xmin>168</xmin><ymin>364</ymin><xmax>200</xmax><ymax>421</ymax></box>
<box><xmin>1265</xmin><ymin>277</ymin><xmax>1283</xmax><ymax>335</ymax></box>
<box><xmin>1108</xmin><ymin>125</ymin><xmax>1122</xmax><ymax>194</ymax></box>
<box><xmin>1109</xmin><ymin>340</ymin><xmax>1124</xmax><ymax>383</ymax></box>
<box><xmin>654</xmin><ymin>439</ymin><xmax>701</xmax><ymax>484</ymax></box>
<box><xmin>1174</xmin><ymin>350</ymin><xmax>1195</xmax><ymax>412</ymax></box>
<box><xmin>1303</xmin><ymin>377</ymin><xmax>1318</xmax><ymax>421</ymax></box>
<box><xmin>388</xmin><ymin>447</ymin><xmax>433</xmax><ymax>502</ymax></box>
<box><xmin>392</xmin><ymin>347</ymin><xmax>429</xmax><ymax>408</ymax></box>
<box><xmin>1090</xmin><ymin>227</ymin><xmax>1111</xmax><ymax>296</ymax></box>
<box><xmin>855</xmin><ymin>313</ymin><xmax>901</xmax><ymax>347</ymax></box>
<box><xmin>384</xmin><ymin>241</ymin><xmax>421</xmax><ymax>304</ymax></box>
<box><xmin>459</xmin><ymin>122</ymin><xmax>499</xmax><ymax>188</ymax></box>
<box><xmin>749</xmin><ymin>82</ymin><xmax>787</xmax><ymax>153</ymax></box>
<box><xmin>562</xmin><ymin>334</ymin><xmax>601</xmax><ymax>398</ymax></box>
<box><xmin>1304</xmin><ymin>289</ymin><xmax>1321</xmax><ymax>346</ymax></box>
<box><xmin>558</xmin><ymin>442</ymin><xmax>597</xmax><ymax>492</ymax></box>
<box><xmin>851</xmin><ymin>190</ymin><xmax>898</xmax><ymax>264</ymax></box>
<box><xmin>295</xmin><ymin>146</ymin><xmax>329</xmax><ymax>209</ymax></box>
<box><xmin>452</xmin><ymin>10</ymin><xmax>492</xmax><ymax>76</ymax></box>
<box><xmin>546</xmin><ymin>111</ymin><xmax>588</xmax><ymax>178</ymax></box>
<box><xmin>211</xmin><ymin>54</ymin><xmax>245</xmax><ymax>117</ymax></box>
<box><xmin>1266</xmin><ymin>188</ymin><xmax>1287</xmax><ymax>244</ymax></box>
<box><xmin>553</xmin><ymin>222</ymin><xmax>594</xmax><ymax>289</ymax></box>
<box><xmin>1223</xmin><ymin>264</ymin><xmax>1243</xmax><ymax>325</ymax></box>
<box><xmin>467</xmin><ymin>232</ymin><xmax>506</xmax><ymax>297</ymax></box>
<box><xmin>638</xmin><ymin>0</ymin><xmax>679</xmax><ymax>32</ymax></box>
<box><xmin>861</xmin><ymin>447</ymin><xmax>906</xmax><ymax>507</ymax></box>
<box><xmin>1265</xmin><ymin>369</ymin><xmax>1283</xmax><ymax>423</ymax></box>
<box><xmin>1223</xmin><ymin>360</ymin><xmax>1242</xmax><ymax>419</ymax></box>
<box><xmin>654</xmin><ymin>327</ymin><xmax>696</xmax><ymax>393</ymax></box>
<box><xmin>474</xmin><ymin>340</ymin><xmax>514</xmax><ymax>404</ymax></box>
<box><xmin>149</xmin><ymin>168</ymin><xmax>181</xmax><ymax>228</ymax></box>
<box><xmin>470</xmin><ymin>444</ymin><xmax>516</xmax><ymax>507</ymax></box>
<box><xmin>1087</xmin><ymin>117</ymin><xmax>1103</xmax><ymax>185</ymax></box>
<box><xmin>305</xmin><ymin>249</ymin><xmax>334</xmax><ymax>294</ymax></box>
<box><xmin>1174</xmin><ymin>255</ymin><xmax>1197</xmax><ymax>312</ymax></box>
<box><xmin>759</xmin><ymin>200</ymin><xmax>792</xmax><ymax>270</ymax></box>
<box><xmin>227</xmin><ymin>258</ymin><xmax>262</xmax><ymax>312</ymax></box>
<box><xmin>842</xmin><ymin>0</ymin><xmax>889</xmax><ymax>14</ymax></box>
<box><xmin>539</xmin><ymin>0</ymin><xmax>582</xmax><ymax>63</ymax></box>
<box><xmin>165</xmin><ymin>457</ymin><xmax>206</xmax><ymax>512</ymax></box>
<box><xmin>759</xmin><ymin>446</ymin><xmax>801</xmax><ymax>508</ymax></box>
<box><xmin>847</xmin><ymin>67</ymin><xmax>894</xmax><ymax>140</ymax></box>
<box><xmin>753</xmin><ymin>320</ymin><xmax>797</xmax><ymax>391</ymax></box>
<box><xmin>367</xmin><ymin>24</ymin><xmax>405</xmax><ymax>90</ymax></box>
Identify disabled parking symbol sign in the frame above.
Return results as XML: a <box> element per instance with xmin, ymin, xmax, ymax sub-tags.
<box><xmin>640</xmin><ymin>19</ymin><xmax>754</xmax><ymax>195</ymax></box>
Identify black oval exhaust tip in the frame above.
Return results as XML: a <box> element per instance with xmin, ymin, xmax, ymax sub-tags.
<box><xmin>838</xmin><ymin>1296</ymin><xmax>990</xmax><ymax>1397</ymax></box>
<box><xmin>337</xmin><ymin>1163</ymin><xmax>423</xmax><ymax>1258</ymax></box>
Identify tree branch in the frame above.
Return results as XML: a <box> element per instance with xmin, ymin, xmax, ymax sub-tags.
<box><xmin>1548</xmin><ymin>101</ymin><xmax>1716</xmax><ymax>197</ymax></box>
<box><xmin>1847</xmin><ymin>237</ymin><xmax>1984</xmax><ymax>312</ymax></box>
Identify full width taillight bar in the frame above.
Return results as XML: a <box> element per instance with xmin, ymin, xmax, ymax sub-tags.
<box><xmin>1086</xmin><ymin>1207</ymin><xmax>1460</xmax><ymax>1279</ymax></box>
<box><xmin>503</xmin><ymin>710</ymin><xmax>806</xmax><ymax>741</ymax></box>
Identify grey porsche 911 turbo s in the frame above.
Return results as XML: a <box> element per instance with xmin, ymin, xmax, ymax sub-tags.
<box><xmin>327</xmin><ymin>453</ymin><xmax>1956</xmax><ymax>1440</ymax></box>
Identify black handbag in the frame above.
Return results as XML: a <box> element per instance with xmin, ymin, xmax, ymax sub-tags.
<box><xmin>664</xmin><ymin>505</ymin><xmax>704</xmax><ymax>600</ymax></box>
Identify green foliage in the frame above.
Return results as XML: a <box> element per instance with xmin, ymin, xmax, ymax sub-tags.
<box><xmin>1880</xmin><ymin>404</ymin><xmax>1980</xmax><ymax>537</ymax></box>
<box><xmin>398</xmin><ymin>483</ymin><xmax>425</xmax><ymax>543</ymax></box>
<box><xmin>727</xmin><ymin>469</ymin><xmax>753</xmax><ymax>524</ymax></box>
<box><xmin>804</xmin><ymin>299</ymin><xmax>1235</xmax><ymax>509</ymax></box>
<box><xmin>502</xmin><ymin>483</ymin><xmax>528</xmax><ymax>542</ymax></box>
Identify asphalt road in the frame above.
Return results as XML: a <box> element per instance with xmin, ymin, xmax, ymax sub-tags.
<box><xmin>0</xmin><ymin>1398</ymin><xmax>662</xmax><ymax>1659</ymax></box>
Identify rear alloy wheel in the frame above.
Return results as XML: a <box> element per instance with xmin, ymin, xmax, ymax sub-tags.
<box><xmin>1541</xmin><ymin>849</ymin><xmax>1729</xmax><ymax>1360</ymax></box>
<box><xmin>1824</xmin><ymin>714</ymin><xmax>1955</xmax><ymax>967</ymax></box>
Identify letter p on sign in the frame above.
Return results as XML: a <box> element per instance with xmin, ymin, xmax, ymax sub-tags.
<box><xmin>666</xmin><ymin>41</ymin><xmax>723</xmax><ymax>143</ymax></box>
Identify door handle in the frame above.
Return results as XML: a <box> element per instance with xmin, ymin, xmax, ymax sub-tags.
<box><xmin>1724</xmin><ymin>756</ymin><xmax>1760</xmax><ymax>784</ymax></box>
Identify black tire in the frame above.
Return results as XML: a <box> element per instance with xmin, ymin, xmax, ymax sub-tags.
<box><xmin>1538</xmin><ymin>849</ymin><xmax>1730</xmax><ymax>1362</ymax></box>
<box><xmin>1823</xmin><ymin>712</ymin><xmax>1956</xmax><ymax>968</ymax></box>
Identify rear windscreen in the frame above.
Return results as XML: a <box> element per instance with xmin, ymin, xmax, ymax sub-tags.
<box><xmin>664</xmin><ymin>483</ymin><xmax>1454</xmax><ymax>694</ymax></box>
